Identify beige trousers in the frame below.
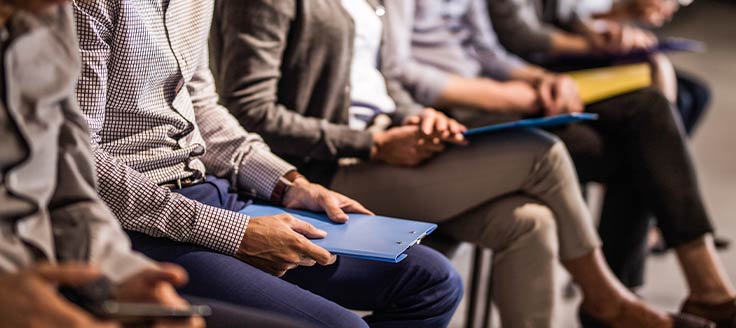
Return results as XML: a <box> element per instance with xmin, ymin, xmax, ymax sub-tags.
<box><xmin>330</xmin><ymin>129</ymin><xmax>600</xmax><ymax>328</ymax></box>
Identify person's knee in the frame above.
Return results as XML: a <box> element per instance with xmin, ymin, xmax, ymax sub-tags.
<box><xmin>512</xmin><ymin>203</ymin><xmax>559</xmax><ymax>259</ymax></box>
<box><xmin>401</xmin><ymin>246</ymin><xmax>464</xmax><ymax>311</ymax></box>
<box><xmin>508</xmin><ymin>129</ymin><xmax>562</xmax><ymax>157</ymax></box>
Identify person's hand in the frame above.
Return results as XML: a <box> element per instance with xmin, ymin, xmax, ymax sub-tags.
<box><xmin>113</xmin><ymin>264</ymin><xmax>205</xmax><ymax>328</ymax></box>
<box><xmin>602</xmin><ymin>22</ymin><xmax>658</xmax><ymax>53</ymax></box>
<box><xmin>626</xmin><ymin>0</ymin><xmax>679</xmax><ymax>26</ymax></box>
<box><xmin>404</xmin><ymin>108</ymin><xmax>467</xmax><ymax>145</ymax></box>
<box><xmin>237</xmin><ymin>213</ymin><xmax>338</xmax><ymax>276</ymax></box>
<box><xmin>536</xmin><ymin>74</ymin><xmax>584</xmax><ymax>116</ymax></box>
<box><xmin>371</xmin><ymin>125</ymin><xmax>445</xmax><ymax>167</ymax></box>
<box><xmin>0</xmin><ymin>263</ymin><xmax>119</xmax><ymax>328</ymax></box>
<box><xmin>282</xmin><ymin>176</ymin><xmax>374</xmax><ymax>222</ymax></box>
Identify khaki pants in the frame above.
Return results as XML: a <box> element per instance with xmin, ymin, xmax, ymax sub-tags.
<box><xmin>330</xmin><ymin>129</ymin><xmax>600</xmax><ymax>328</ymax></box>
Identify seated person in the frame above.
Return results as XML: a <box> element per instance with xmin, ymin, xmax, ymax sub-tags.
<box><xmin>71</xmin><ymin>0</ymin><xmax>463</xmax><ymax>327</ymax></box>
<box><xmin>0</xmin><ymin>1</ymin><xmax>303</xmax><ymax>328</ymax></box>
<box><xmin>487</xmin><ymin>0</ymin><xmax>709</xmax><ymax>134</ymax></box>
<box><xmin>210</xmin><ymin>0</ymin><xmax>713</xmax><ymax>327</ymax></box>
<box><xmin>384</xmin><ymin>0</ymin><xmax>736</xmax><ymax>326</ymax></box>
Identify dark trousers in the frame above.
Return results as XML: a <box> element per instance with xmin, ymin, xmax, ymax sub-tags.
<box><xmin>547</xmin><ymin>87</ymin><xmax>714</xmax><ymax>287</ymax></box>
<box><xmin>185</xmin><ymin>296</ymin><xmax>310</xmax><ymax>328</ymax></box>
<box><xmin>127</xmin><ymin>177</ymin><xmax>463</xmax><ymax>328</ymax></box>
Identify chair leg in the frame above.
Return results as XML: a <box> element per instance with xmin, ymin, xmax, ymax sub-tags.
<box><xmin>465</xmin><ymin>246</ymin><xmax>485</xmax><ymax>328</ymax></box>
<box><xmin>482</xmin><ymin>252</ymin><xmax>494</xmax><ymax>328</ymax></box>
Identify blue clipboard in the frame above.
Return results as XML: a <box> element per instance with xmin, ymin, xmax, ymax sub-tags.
<box><xmin>239</xmin><ymin>205</ymin><xmax>437</xmax><ymax>263</ymax></box>
<box><xmin>462</xmin><ymin>113</ymin><xmax>598</xmax><ymax>137</ymax></box>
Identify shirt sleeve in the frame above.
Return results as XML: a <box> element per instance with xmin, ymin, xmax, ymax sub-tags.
<box><xmin>212</xmin><ymin>0</ymin><xmax>373</xmax><ymax>161</ymax></box>
<box><xmin>382</xmin><ymin>0</ymin><xmax>454</xmax><ymax>106</ymax></box>
<box><xmin>189</xmin><ymin>44</ymin><xmax>295</xmax><ymax>200</ymax></box>
<box><xmin>49</xmin><ymin>5</ymin><xmax>154</xmax><ymax>284</ymax></box>
<box><xmin>466</xmin><ymin>0</ymin><xmax>529</xmax><ymax>80</ymax></box>
<box><xmin>487</xmin><ymin>0</ymin><xmax>557</xmax><ymax>56</ymax></box>
<box><xmin>73</xmin><ymin>0</ymin><xmax>252</xmax><ymax>256</ymax></box>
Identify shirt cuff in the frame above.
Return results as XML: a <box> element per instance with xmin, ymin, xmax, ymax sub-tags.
<box><xmin>416</xmin><ymin>69</ymin><xmax>452</xmax><ymax>107</ymax></box>
<box><xmin>99</xmin><ymin>251</ymin><xmax>157</xmax><ymax>284</ymax></box>
<box><xmin>190</xmin><ymin>203</ymin><xmax>251</xmax><ymax>255</ymax></box>
<box><xmin>237</xmin><ymin>147</ymin><xmax>296</xmax><ymax>200</ymax></box>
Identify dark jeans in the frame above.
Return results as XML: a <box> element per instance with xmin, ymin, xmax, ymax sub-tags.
<box><xmin>547</xmin><ymin>87</ymin><xmax>714</xmax><ymax>287</ymax></box>
<box><xmin>185</xmin><ymin>296</ymin><xmax>310</xmax><ymax>328</ymax></box>
<box><xmin>127</xmin><ymin>177</ymin><xmax>463</xmax><ymax>328</ymax></box>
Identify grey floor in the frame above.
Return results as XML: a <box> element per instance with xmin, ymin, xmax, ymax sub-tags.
<box><xmin>448</xmin><ymin>1</ymin><xmax>736</xmax><ymax>326</ymax></box>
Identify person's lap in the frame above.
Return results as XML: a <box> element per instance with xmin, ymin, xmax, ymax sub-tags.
<box><xmin>128</xmin><ymin>232</ymin><xmax>460</xmax><ymax>328</ymax></box>
<box><xmin>125</xmin><ymin>177</ymin><xmax>462</xmax><ymax>327</ymax></box>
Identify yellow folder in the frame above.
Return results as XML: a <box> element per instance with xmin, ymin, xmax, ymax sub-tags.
<box><xmin>568</xmin><ymin>63</ymin><xmax>652</xmax><ymax>104</ymax></box>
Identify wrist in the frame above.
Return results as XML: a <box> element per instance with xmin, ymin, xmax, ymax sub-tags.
<box><xmin>370</xmin><ymin>131</ymin><xmax>386</xmax><ymax>161</ymax></box>
<box><xmin>270</xmin><ymin>170</ymin><xmax>304</xmax><ymax>205</ymax></box>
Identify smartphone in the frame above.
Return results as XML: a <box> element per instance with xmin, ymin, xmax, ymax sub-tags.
<box><xmin>90</xmin><ymin>301</ymin><xmax>212</xmax><ymax>323</ymax></box>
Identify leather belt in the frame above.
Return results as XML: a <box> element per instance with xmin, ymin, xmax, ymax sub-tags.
<box><xmin>160</xmin><ymin>175</ymin><xmax>206</xmax><ymax>190</ymax></box>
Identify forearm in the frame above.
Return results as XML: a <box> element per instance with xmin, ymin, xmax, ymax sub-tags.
<box><xmin>93</xmin><ymin>148</ymin><xmax>249</xmax><ymax>255</ymax></box>
<box><xmin>436</xmin><ymin>75</ymin><xmax>534</xmax><ymax>113</ymax></box>
<box><xmin>550</xmin><ymin>31</ymin><xmax>594</xmax><ymax>56</ymax></box>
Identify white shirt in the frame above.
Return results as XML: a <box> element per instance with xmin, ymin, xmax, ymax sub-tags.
<box><xmin>340</xmin><ymin>0</ymin><xmax>396</xmax><ymax>131</ymax></box>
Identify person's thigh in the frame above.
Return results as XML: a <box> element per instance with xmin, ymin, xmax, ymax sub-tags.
<box><xmin>282</xmin><ymin>245</ymin><xmax>463</xmax><ymax>328</ymax></box>
<box><xmin>183</xmin><ymin>295</ymin><xmax>313</xmax><ymax>328</ymax></box>
<box><xmin>127</xmin><ymin>232</ymin><xmax>367</xmax><ymax>328</ymax></box>
<box><xmin>329</xmin><ymin>129</ymin><xmax>558</xmax><ymax>222</ymax></box>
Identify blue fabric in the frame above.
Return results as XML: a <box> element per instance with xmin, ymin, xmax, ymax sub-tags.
<box><xmin>127</xmin><ymin>176</ymin><xmax>462</xmax><ymax>327</ymax></box>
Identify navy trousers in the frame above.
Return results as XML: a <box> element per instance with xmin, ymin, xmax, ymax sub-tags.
<box><xmin>127</xmin><ymin>177</ymin><xmax>463</xmax><ymax>328</ymax></box>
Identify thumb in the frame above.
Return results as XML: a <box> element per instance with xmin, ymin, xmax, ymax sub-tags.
<box><xmin>136</xmin><ymin>264</ymin><xmax>189</xmax><ymax>287</ymax></box>
<box><xmin>33</xmin><ymin>263</ymin><xmax>102</xmax><ymax>286</ymax></box>
<box><xmin>290</xmin><ymin>218</ymin><xmax>328</xmax><ymax>239</ymax></box>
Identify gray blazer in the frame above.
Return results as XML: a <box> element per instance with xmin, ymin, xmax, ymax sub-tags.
<box><xmin>211</xmin><ymin>0</ymin><xmax>422</xmax><ymax>184</ymax></box>
<box><xmin>488</xmin><ymin>0</ymin><xmax>580</xmax><ymax>58</ymax></box>
<box><xmin>0</xmin><ymin>6</ymin><xmax>152</xmax><ymax>282</ymax></box>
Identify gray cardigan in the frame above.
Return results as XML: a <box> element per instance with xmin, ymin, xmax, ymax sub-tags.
<box><xmin>211</xmin><ymin>0</ymin><xmax>422</xmax><ymax>184</ymax></box>
<box><xmin>488</xmin><ymin>0</ymin><xmax>586</xmax><ymax>58</ymax></box>
<box><xmin>0</xmin><ymin>6</ymin><xmax>152</xmax><ymax>282</ymax></box>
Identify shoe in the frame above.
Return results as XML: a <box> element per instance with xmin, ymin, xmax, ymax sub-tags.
<box><xmin>714</xmin><ymin>235</ymin><xmax>731</xmax><ymax>251</ymax></box>
<box><xmin>580</xmin><ymin>308</ymin><xmax>714</xmax><ymax>328</ymax></box>
<box><xmin>681</xmin><ymin>298</ymin><xmax>736</xmax><ymax>328</ymax></box>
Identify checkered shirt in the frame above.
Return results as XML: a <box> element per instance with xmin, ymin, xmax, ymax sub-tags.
<box><xmin>72</xmin><ymin>0</ymin><xmax>295</xmax><ymax>255</ymax></box>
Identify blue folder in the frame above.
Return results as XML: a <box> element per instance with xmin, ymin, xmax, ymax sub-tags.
<box><xmin>462</xmin><ymin>113</ymin><xmax>598</xmax><ymax>137</ymax></box>
<box><xmin>239</xmin><ymin>205</ymin><xmax>437</xmax><ymax>263</ymax></box>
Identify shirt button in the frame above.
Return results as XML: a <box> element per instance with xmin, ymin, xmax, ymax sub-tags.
<box><xmin>375</xmin><ymin>6</ymin><xmax>385</xmax><ymax>17</ymax></box>
<box><xmin>344</xmin><ymin>85</ymin><xmax>351</xmax><ymax>94</ymax></box>
<box><xmin>191</xmin><ymin>143</ymin><xmax>205</xmax><ymax>156</ymax></box>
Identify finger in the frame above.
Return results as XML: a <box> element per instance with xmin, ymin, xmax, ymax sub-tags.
<box><xmin>338</xmin><ymin>196</ymin><xmax>374</xmax><ymax>215</ymax></box>
<box><xmin>419</xmin><ymin>141</ymin><xmax>445</xmax><ymax>153</ymax></box>
<box><xmin>290</xmin><ymin>218</ymin><xmax>328</xmax><ymax>238</ymax></box>
<box><xmin>320</xmin><ymin>193</ymin><xmax>349</xmax><ymax>223</ymax></box>
<box><xmin>135</xmin><ymin>265</ymin><xmax>188</xmax><ymax>287</ymax></box>
<box><xmin>297</xmin><ymin>239</ymin><xmax>335</xmax><ymax>266</ymax></box>
<box><xmin>434</xmin><ymin>113</ymin><xmax>449</xmax><ymax>136</ymax></box>
<box><xmin>298</xmin><ymin>257</ymin><xmax>318</xmax><ymax>267</ymax></box>
<box><xmin>405</xmin><ymin>116</ymin><xmax>421</xmax><ymax>126</ymax></box>
<box><xmin>537</xmin><ymin>82</ymin><xmax>555</xmax><ymax>115</ymax></box>
<box><xmin>420</xmin><ymin>111</ymin><xmax>435</xmax><ymax>136</ymax></box>
<box><xmin>554</xmin><ymin>81</ymin><xmax>567</xmax><ymax>112</ymax></box>
<box><xmin>34</xmin><ymin>263</ymin><xmax>102</xmax><ymax>286</ymax></box>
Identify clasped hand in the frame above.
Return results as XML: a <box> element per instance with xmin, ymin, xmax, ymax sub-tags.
<box><xmin>371</xmin><ymin>108</ymin><xmax>467</xmax><ymax>167</ymax></box>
